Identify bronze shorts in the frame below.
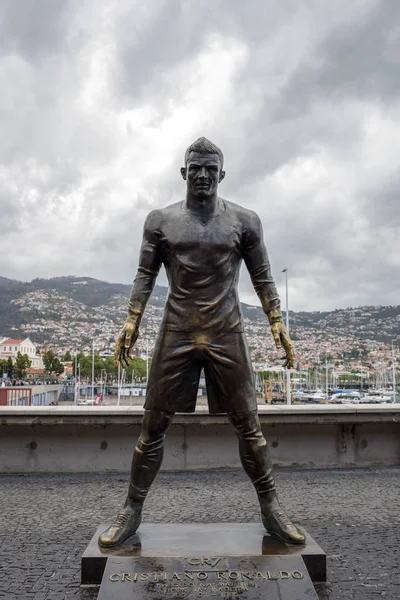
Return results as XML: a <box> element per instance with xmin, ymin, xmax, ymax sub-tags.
<box><xmin>144</xmin><ymin>329</ymin><xmax>257</xmax><ymax>414</ymax></box>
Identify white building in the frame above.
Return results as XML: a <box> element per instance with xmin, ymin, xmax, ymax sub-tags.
<box><xmin>0</xmin><ymin>337</ymin><xmax>44</xmax><ymax>369</ymax></box>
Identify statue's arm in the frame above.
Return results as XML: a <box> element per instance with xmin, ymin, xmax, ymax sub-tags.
<box><xmin>115</xmin><ymin>211</ymin><xmax>162</xmax><ymax>367</ymax></box>
<box><xmin>241</xmin><ymin>213</ymin><xmax>280</xmax><ymax>316</ymax></box>
<box><xmin>127</xmin><ymin>210</ymin><xmax>162</xmax><ymax>324</ymax></box>
<box><xmin>241</xmin><ymin>213</ymin><xmax>294</xmax><ymax>368</ymax></box>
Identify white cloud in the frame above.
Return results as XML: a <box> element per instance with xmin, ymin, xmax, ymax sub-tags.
<box><xmin>0</xmin><ymin>0</ymin><xmax>399</xmax><ymax>312</ymax></box>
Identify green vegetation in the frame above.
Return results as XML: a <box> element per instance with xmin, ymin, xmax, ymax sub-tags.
<box><xmin>0</xmin><ymin>354</ymin><xmax>31</xmax><ymax>379</ymax></box>
<box><xmin>72</xmin><ymin>351</ymin><xmax>148</xmax><ymax>381</ymax></box>
<box><xmin>13</xmin><ymin>352</ymin><xmax>32</xmax><ymax>378</ymax></box>
<box><xmin>259</xmin><ymin>370</ymin><xmax>282</xmax><ymax>380</ymax></box>
<box><xmin>43</xmin><ymin>350</ymin><xmax>64</xmax><ymax>376</ymax></box>
<box><xmin>0</xmin><ymin>357</ymin><xmax>14</xmax><ymax>379</ymax></box>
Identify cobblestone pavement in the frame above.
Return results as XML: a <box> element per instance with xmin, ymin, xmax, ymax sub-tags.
<box><xmin>0</xmin><ymin>467</ymin><xmax>399</xmax><ymax>600</ymax></box>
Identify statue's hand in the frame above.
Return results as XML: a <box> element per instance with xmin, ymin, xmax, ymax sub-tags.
<box><xmin>114</xmin><ymin>318</ymin><xmax>140</xmax><ymax>369</ymax></box>
<box><xmin>271</xmin><ymin>321</ymin><xmax>295</xmax><ymax>369</ymax></box>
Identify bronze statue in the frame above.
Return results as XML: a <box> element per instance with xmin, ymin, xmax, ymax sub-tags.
<box><xmin>99</xmin><ymin>137</ymin><xmax>304</xmax><ymax>547</ymax></box>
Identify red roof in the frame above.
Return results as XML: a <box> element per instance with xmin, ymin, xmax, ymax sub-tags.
<box><xmin>1</xmin><ymin>339</ymin><xmax>24</xmax><ymax>345</ymax></box>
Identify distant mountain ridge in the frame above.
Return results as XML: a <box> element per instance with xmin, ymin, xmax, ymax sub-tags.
<box><xmin>0</xmin><ymin>275</ymin><xmax>399</xmax><ymax>346</ymax></box>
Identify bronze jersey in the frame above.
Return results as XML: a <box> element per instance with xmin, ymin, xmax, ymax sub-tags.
<box><xmin>129</xmin><ymin>199</ymin><xmax>280</xmax><ymax>333</ymax></box>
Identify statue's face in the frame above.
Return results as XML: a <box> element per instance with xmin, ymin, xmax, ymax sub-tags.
<box><xmin>181</xmin><ymin>152</ymin><xmax>225</xmax><ymax>199</ymax></box>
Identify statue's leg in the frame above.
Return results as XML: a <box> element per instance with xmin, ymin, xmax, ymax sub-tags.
<box><xmin>228</xmin><ymin>410</ymin><xmax>305</xmax><ymax>545</ymax></box>
<box><xmin>127</xmin><ymin>409</ymin><xmax>174</xmax><ymax>503</ymax></box>
<box><xmin>98</xmin><ymin>409</ymin><xmax>174</xmax><ymax>547</ymax></box>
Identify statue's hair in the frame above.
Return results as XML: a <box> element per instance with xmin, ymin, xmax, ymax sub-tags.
<box><xmin>184</xmin><ymin>136</ymin><xmax>224</xmax><ymax>168</ymax></box>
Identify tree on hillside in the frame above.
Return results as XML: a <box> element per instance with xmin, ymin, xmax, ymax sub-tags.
<box><xmin>14</xmin><ymin>352</ymin><xmax>32</xmax><ymax>379</ymax></box>
<box><xmin>43</xmin><ymin>350</ymin><xmax>64</xmax><ymax>376</ymax></box>
<box><xmin>259</xmin><ymin>370</ymin><xmax>281</xmax><ymax>381</ymax></box>
<box><xmin>6</xmin><ymin>357</ymin><xmax>14</xmax><ymax>379</ymax></box>
<box><xmin>72</xmin><ymin>351</ymin><xmax>104</xmax><ymax>379</ymax></box>
<box><xmin>127</xmin><ymin>357</ymin><xmax>148</xmax><ymax>381</ymax></box>
<box><xmin>70</xmin><ymin>352</ymin><xmax>149</xmax><ymax>382</ymax></box>
<box><xmin>0</xmin><ymin>359</ymin><xmax>8</xmax><ymax>377</ymax></box>
<box><xmin>63</xmin><ymin>351</ymin><xmax>72</xmax><ymax>362</ymax></box>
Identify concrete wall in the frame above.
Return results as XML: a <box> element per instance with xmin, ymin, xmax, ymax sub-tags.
<box><xmin>31</xmin><ymin>385</ymin><xmax>61</xmax><ymax>406</ymax></box>
<box><xmin>0</xmin><ymin>385</ymin><xmax>62</xmax><ymax>406</ymax></box>
<box><xmin>0</xmin><ymin>405</ymin><xmax>399</xmax><ymax>472</ymax></box>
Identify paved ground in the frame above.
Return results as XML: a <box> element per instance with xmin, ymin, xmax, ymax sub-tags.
<box><xmin>0</xmin><ymin>467</ymin><xmax>399</xmax><ymax>599</ymax></box>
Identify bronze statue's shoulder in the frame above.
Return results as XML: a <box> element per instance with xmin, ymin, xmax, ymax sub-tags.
<box><xmin>149</xmin><ymin>201</ymin><xmax>183</xmax><ymax>221</ymax></box>
<box><xmin>144</xmin><ymin>202</ymin><xmax>182</xmax><ymax>228</ymax></box>
<box><xmin>222</xmin><ymin>199</ymin><xmax>261</xmax><ymax>226</ymax></box>
<box><xmin>157</xmin><ymin>201</ymin><xmax>183</xmax><ymax>214</ymax></box>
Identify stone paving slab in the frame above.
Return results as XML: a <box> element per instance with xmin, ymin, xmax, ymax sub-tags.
<box><xmin>0</xmin><ymin>467</ymin><xmax>399</xmax><ymax>599</ymax></box>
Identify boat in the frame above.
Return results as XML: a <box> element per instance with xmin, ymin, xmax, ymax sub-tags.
<box><xmin>329</xmin><ymin>391</ymin><xmax>361</xmax><ymax>404</ymax></box>
<box><xmin>359</xmin><ymin>392</ymin><xmax>392</xmax><ymax>404</ymax></box>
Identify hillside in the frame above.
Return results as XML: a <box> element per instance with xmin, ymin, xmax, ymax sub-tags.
<box><xmin>0</xmin><ymin>276</ymin><xmax>399</xmax><ymax>367</ymax></box>
<box><xmin>0</xmin><ymin>276</ymin><xmax>165</xmax><ymax>334</ymax></box>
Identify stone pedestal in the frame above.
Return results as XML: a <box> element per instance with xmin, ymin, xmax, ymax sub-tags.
<box><xmin>81</xmin><ymin>522</ymin><xmax>326</xmax><ymax>587</ymax></box>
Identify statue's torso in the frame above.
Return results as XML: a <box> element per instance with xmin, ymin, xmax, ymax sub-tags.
<box><xmin>156</xmin><ymin>199</ymin><xmax>250</xmax><ymax>333</ymax></box>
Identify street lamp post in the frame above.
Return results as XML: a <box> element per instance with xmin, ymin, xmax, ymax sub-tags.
<box><xmin>77</xmin><ymin>361</ymin><xmax>81</xmax><ymax>403</ymax></box>
<box><xmin>117</xmin><ymin>363</ymin><xmax>120</xmax><ymax>405</ymax></box>
<box><xmin>100</xmin><ymin>368</ymin><xmax>107</xmax><ymax>398</ymax></box>
<box><xmin>74</xmin><ymin>348</ymin><xmax>78</xmax><ymax>406</ymax></box>
<box><xmin>392</xmin><ymin>342</ymin><xmax>397</xmax><ymax>404</ymax></box>
<box><xmin>91</xmin><ymin>340</ymin><xmax>95</xmax><ymax>403</ymax></box>
<box><xmin>282</xmin><ymin>269</ymin><xmax>290</xmax><ymax>405</ymax></box>
<box><xmin>325</xmin><ymin>353</ymin><xmax>328</xmax><ymax>399</ymax></box>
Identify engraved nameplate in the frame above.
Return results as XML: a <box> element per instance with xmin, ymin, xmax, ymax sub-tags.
<box><xmin>97</xmin><ymin>555</ymin><xmax>318</xmax><ymax>599</ymax></box>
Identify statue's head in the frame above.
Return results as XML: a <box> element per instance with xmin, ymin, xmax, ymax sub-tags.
<box><xmin>181</xmin><ymin>137</ymin><xmax>225</xmax><ymax>198</ymax></box>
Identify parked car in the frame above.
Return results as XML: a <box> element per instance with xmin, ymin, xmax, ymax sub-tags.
<box><xmin>77</xmin><ymin>398</ymin><xmax>96</xmax><ymax>406</ymax></box>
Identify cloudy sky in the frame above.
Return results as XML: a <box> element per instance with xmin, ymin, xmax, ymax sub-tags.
<box><xmin>1</xmin><ymin>0</ymin><xmax>399</xmax><ymax>311</ymax></box>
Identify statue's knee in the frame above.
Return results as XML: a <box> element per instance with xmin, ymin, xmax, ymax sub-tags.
<box><xmin>252</xmin><ymin>432</ymin><xmax>267</xmax><ymax>446</ymax></box>
<box><xmin>230</xmin><ymin>411</ymin><xmax>262</xmax><ymax>438</ymax></box>
<box><xmin>137</xmin><ymin>432</ymin><xmax>164</xmax><ymax>452</ymax></box>
<box><xmin>240</xmin><ymin>431</ymin><xmax>267</xmax><ymax>451</ymax></box>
